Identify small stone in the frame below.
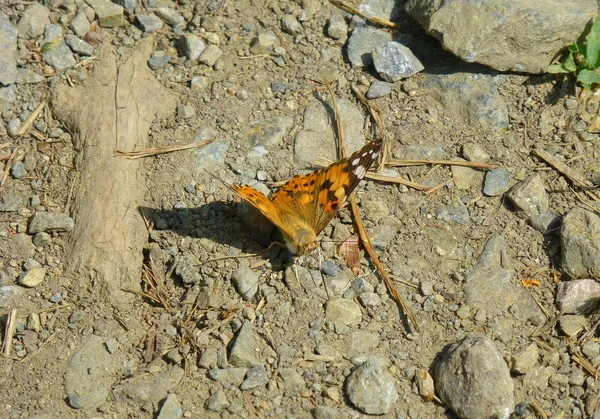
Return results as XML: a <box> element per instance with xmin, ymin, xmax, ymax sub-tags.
<box><xmin>11</xmin><ymin>161</ymin><xmax>27</xmax><ymax>179</ymax></box>
<box><xmin>373</xmin><ymin>41</ymin><xmax>424</xmax><ymax>82</ymax></box>
<box><xmin>179</xmin><ymin>34</ymin><xmax>206</xmax><ymax>60</ymax></box>
<box><xmin>279</xmin><ymin>367</ymin><xmax>306</xmax><ymax>397</ymax></box>
<box><xmin>87</xmin><ymin>0</ymin><xmax>125</xmax><ymax>28</ymax></box>
<box><xmin>320</xmin><ymin>261</ymin><xmax>339</xmax><ymax>276</ymax></box>
<box><xmin>236</xmin><ymin>89</ymin><xmax>248</xmax><ymax>100</ymax></box>
<box><xmin>174</xmin><ymin>253</ymin><xmax>201</xmax><ymax>284</ymax></box>
<box><xmin>281</xmin><ymin>14</ymin><xmax>302</xmax><ymax>35</ymax></box>
<box><xmin>530</xmin><ymin>211</ymin><xmax>561</xmax><ymax>235</ymax></box>
<box><xmin>506</xmin><ymin>174</ymin><xmax>548</xmax><ymax>218</ymax></box>
<box><xmin>7</xmin><ymin>119</ymin><xmax>21</xmax><ymax>137</ymax></box>
<box><xmin>325</xmin><ymin>299</ymin><xmax>362</xmax><ymax>328</ymax></box>
<box><xmin>190</xmin><ymin>76</ymin><xmax>209</xmax><ymax>91</ymax></box>
<box><xmin>436</xmin><ymin>197</ymin><xmax>469</xmax><ymax>224</ymax></box>
<box><xmin>166</xmin><ymin>348</ymin><xmax>182</xmax><ymax>364</ymax></box>
<box><xmin>49</xmin><ymin>292</ymin><xmax>62</xmax><ymax>303</ymax></box>
<box><xmin>64</xmin><ymin>35</ymin><xmax>94</xmax><ymax>56</ymax></box>
<box><xmin>561</xmin><ymin>208</ymin><xmax>600</xmax><ymax>279</ymax></box>
<box><xmin>415</xmin><ymin>369</ymin><xmax>435</xmax><ymax>402</ymax></box>
<box><xmin>346</xmin><ymin>358</ymin><xmax>398</xmax><ymax>415</ymax></box>
<box><xmin>105</xmin><ymin>338</ymin><xmax>119</xmax><ymax>354</ymax></box>
<box><xmin>155</xmin><ymin>7</ymin><xmax>185</xmax><ymax>28</ymax></box>
<box><xmin>229</xmin><ymin>322</ymin><xmax>261</xmax><ymax>367</ymax></box>
<box><xmin>0</xmin><ymin>193</ymin><xmax>22</xmax><ymax>212</ymax></box>
<box><xmin>231</xmin><ymin>267</ymin><xmax>259</xmax><ymax>301</ymax></box>
<box><xmin>157</xmin><ymin>394</ymin><xmax>183</xmax><ymax>419</ymax></box>
<box><xmin>17</xmin><ymin>3</ymin><xmax>50</xmax><ymax>39</ymax></box>
<box><xmin>114</xmin><ymin>0</ymin><xmax>136</xmax><ymax>14</ymax></box>
<box><xmin>68</xmin><ymin>394</ymin><xmax>83</xmax><ymax>409</ymax></box>
<box><xmin>198</xmin><ymin>45</ymin><xmax>223</xmax><ymax>67</ymax></box>
<box><xmin>510</xmin><ymin>344</ymin><xmax>538</xmax><ymax>374</ymax></box>
<box><xmin>347</xmin><ymin>26</ymin><xmax>394</xmax><ymax>68</ymax></box>
<box><xmin>240</xmin><ymin>365</ymin><xmax>269</xmax><ymax>390</ymax></box>
<box><xmin>148</xmin><ymin>54</ymin><xmax>170</xmax><ymax>70</ymax></box>
<box><xmin>198</xmin><ymin>347</ymin><xmax>218</xmax><ymax>369</ymax></box>
<box><xmin>358</xmin><ymin>292</ymin><xmax>381</xmax><ymax>307</ymax></box>
<box><xmin>451</xmin><ymin>159</ymin><xmax>477</xmax><ymax>190</ymax></box>
<box><xmin>327</xmin><ymin>13</ymin><xmax>348</xmax><ymax>40</ymax></box>
<box><xmin>463</xmin><ymin>143</ymin><xmax>490</xmax><ymax>162</ymax></box>
<box><xmin>70</xmin><ymin>12</ymin><xmax>91</xmax><ymax>37</ymax></box>
<box><xmin>366</xmin><ymin>81</ymin><xmax>392</xmax><ymax>99</ymax></box>
<box><xmin>177</xmin><ymin>103</ymin><xmax>195</xmax><ymax>119</ymax></box>
<box><xmin>205</xmin><ymin>389</ymin><xmax>229</xmax><ymax>411</ymax></box>
<box><xmin>16</xmin><ymin>68</ymin><xmax>44</xmax><ymax>84</ymax></box>
<box><xmin>28</xmin><ymin>212</ymin><xmax>74</xmax><ymax>233</ymax></box>
<box><xmin>42</xmin><ymin>40</ymin><xmax>76</xmax><ymax>71</ymax></box>
<box><xmin>208</xmin><ymin>368</ymin><xmax>246</xmax><ymax>386</ymax></box>
<box><xmin>556</xmin><ymin>279</ymin><xmax>600</xmax><ymax>314</ymax></box>
<box><xmin>32</xmin><ymin>232</ymin><xmax>51</xmax><ymax>247</ymax></box>
<box><xmin>250</xmin><ymin>31</ymin><xmax>279</xmax><ymax>54</ymax></box>
<box><xmin>137</xmin><ymin>13</ymin><xmax>163</xmax><ymax>33</ymax></box>
<box><xmin>559</xmin><ymin>315</ymin><xmax>589</xmax><ymax>337</ymax></box>
<box><xmin>483</xmin><ymin>169</ymin><xmax>511</xmax><ymax>196</ymax></box>
<box><xmin>582</xmin><ymin>341</ymin><xmax>600</xmax><ymax>358</ymax></box>
<box><xmin>18</xmin><ymin>267</ymin><xmax>46</xmax><ymax>288</ymax></box>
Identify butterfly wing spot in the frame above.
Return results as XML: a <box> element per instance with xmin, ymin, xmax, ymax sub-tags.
<box><xmin>354</xmin><ymin>164</ymin><xmax>367</xmax><ymax>179</ymax></box>
<box><xmin>351</xmin><ymin>158</ymin><xmax>360</xmax><ymax>166</ymax></box>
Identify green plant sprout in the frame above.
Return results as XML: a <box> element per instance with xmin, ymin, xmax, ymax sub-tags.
<box><xmin>548</xmin><ymin>17</ymin><xmax>600</xmax><ymax>90</ymax></box>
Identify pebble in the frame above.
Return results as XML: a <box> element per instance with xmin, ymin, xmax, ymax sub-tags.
<box><xmin>18</xmin><ymin>267</ymin><xmax>46</xmax><ymax>288</ymax></box>
<box><xmin>198</xmin><ymin>347</ymin><xmax>218</xmax><ymax>369</ymax></box>
<box><xmin>179</xmin><ymin>34</ymin><xmax>206</xmax><ymax>60</ymax></box>
<box><xmin>28</xmin><ymin>212</ymin><xmax>74</xmax><ymax>233</ymax></box>
<box><xmin>506</xmin><ymin>174</ymin><xmax>548</xmax><ymax>218</ymax></box>
<box><xmin>105</xmin><ymin>338</ymin><xmax>119</xmax><ymax>354</ymax></box>
<box><xmin>325</xmin><ymin>299</ymin><xmax>362</xmax><ymax>328</ymax></box>
<box><xmin>436</xmin><ymin>197</ymin><xmax>470</xmax><ymax>224</ymax></box>
<box><xmin>559</xmin><ymin>315</ymin><xmax>589</xmax><ymax>337</ymax></box>
<box><xmin>327</xmin><ymin>13</ymin><xmax>348</xmax><ymax>40</ymax></box>
<box><xmin>11</xmin><ymin>161</ymin><xmax>27</xmax><ymax>179</ymax></box>
<box><xmin>483</xmin><ymin>168</ymin><xmax>511</xmax><ymax>196</ymax></box>
<box><xmin>347</xmin><ymin>330</ymin><xmax>380</xmax><ymax>359</ymax></box>
<box><xmin>582</xmin><ymin>341</ymin><xmax>600</xmax><ymax>358</ymax></box>
<box><xmin>115</xmin><ymin>0</ymin><xmax>136</xmax><ymax>14</ymax></box>
<box><xmin>194</xmin><ymin>138</ymin><xmax>229</xmax><ymax>165</ymax></box>
<box><xmin>155</xmin><ymin>7</ymin><xmax>186</xmax><ymax>28</ymax></box>
<box><xmin>561</xmin><ymin>207</ymin><xmax>600</xmax><ymax>279</ymax></box>
<box><xmin>87</xmin><ymin>0</ymin><xmax>125</xmax><ymax>28</ymax></box>
<box><xmin>250</xmin><ymin>31</ymin><xmax>279</xmax><ymax>54</ymax></box>
<box><xmin>0</xmin><ymin>193</ymin><xmax>22</xmax><ymax>212</ymax></box>
<box><xmin>174</xmin><ymin>253</ymin><xmax>201</xmax><ymax>284</ymax></box>
<box><xmin>49</xmin><ymin>292</ymin><xmax>62</xmax><ymax>303</ymax></box>
<box><xmin>281</xmin><ymin>14</ymin><xmax>302</xmax><ymax>35</ymax></box>
<box><xmin>510</xmin><ymin>344</ymin><xmax>539</xmax><ymax>374</ymax></box>
<box><xmin>148</xmin><ymin>53</ymin><xmax>170</xmax><ymax>70</ymax></box>
<box><xmin>157</xmin><ymin>394</ymin><xmax>183</xmax><ymax>419</ymax></box>
<box><xmin>16</xmin><ymin>3</ymin><xmax>50</xmax><ymax>39</ymax></box>
<box><xmin>347</xmin><ymin>26</ymin><xmax>394</xmax><ymax>68</ymax></box>
<box><xmin>7</xmin><ymin>118</ymin><xmax>21</xmax><ymax>137</ymax></box>
<box><xmin>31</xmin><ymin>231</ymin><xmax>51</xmax><ymax>247</ymax></box>
<box><xmin>366</xmin><ymin>80</ymin><xmax>393</xmax><ymax>99</ymax></box>
<box><xmin>0</xmin><ymin>13</ymin><xmax>18</xmax><ymax>86</ymax></box>
<box><xmin>240</xmin><ymin>365</ymin><xmax>269</xmax><ymax>390</ymax></box>
<box><xmin>68</xmin><ymin>394</ymin><xmax>83</xmax><ymax>409</ymax></box>
<box><xmin>320</xmin><ymin>261</ymin><xmax>339</xmax><ymax>276</ymax></box>
<box><xmin>358</xmin><ymin>292</ymin><xmax>381</xmax><ymax>307</ymax></box>
<box><xmin>228</xmin><ymin>321</ymin><xmax>261</xmax><ymax>367</ymax></box>
<box><xmin>435</xmin><ymin>334</ymin><xmax>514</xmax><ymax>418</ymax></box>
<box><xmin>137</xmin><ymin>13</ymin><xmax>163</xmax><ymax>33</ymax></box>
<box><xmin>312</xmin><ymin>406</ymin><xmax>342</xmax><ymax>419</ymax></box>
<box><xmin>231</xmin><ymin>267</ymin><xmax>259</xmax><ymax>300</ymax></box>
<box><xmin>16</xmin><ymin>68</ymin><xmax>44</xmax><ymax>84</ymax></box>
<box><xmin>198</xmin><ymin>45</ymin><xmax>223</xmax><ymax>67</ymax></box>
<box><xmin>247</xmin><ymin>116</ymin><xmax>294</xmax><ymax>147</ymax></box>
<box><xmin>556</xmin><ymin>279</ymin><xmax>600</xmax><ymax>314</ymax></box>
<box><xmin>69</xmin><ymin>12</ymin><xmax>91</xmax><ymax>38</ymax></box>
<box><xmin>208</xmin><ymin>367</ymin><xmax>246</xmax><ymax>386</ymax></box>
<box><xmin>415</xmin><ymin>369</ymin><xmax>435</xmax><ymax>402</ymax></box>
<box><xmin>462</xmin><ymin>142</ymin><xmax>490</xmax><ymax>162</ymax></box>
<box><xmin>279</xmin><ymin>367</ymin><xmax>306</xmax><ymax>397</ymax></box>
<box><xmin>42</xmin><ymin>39</ymin><xmax>76</xmax><ymax>71</ymax></box>
<box><xmin>530</xmin><ymin>210</ymin><xmax>561</xmax><ymax>235</ymax></box>
<box><xmin>64</xmin><ymin>35</ymin><xmax>94</xmax><ymax>56</ymax></box>
<box><xmin>177</xmin><ymin>103</ymin><xmax>195</xmax><ymax>119</ymax></box>
<box><xmin>205</xmin><ymin>389</ymin><xmax>229</xmax><ymax>411</ymax></box>
<box><xmin>373</xmin><ymin>41</ymin><xmax>424</xmax><ymax>82</ymax></box>
<box><xmin>346</xmin><ymin>358</ymin><xmax>398</xmax><ymax>414</ymax></box>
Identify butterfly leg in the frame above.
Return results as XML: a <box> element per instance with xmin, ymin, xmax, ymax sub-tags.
<box><xmin>317</xmin><ymin>247</ymin><xmax>332</xmax><ymax>300</ymax></box>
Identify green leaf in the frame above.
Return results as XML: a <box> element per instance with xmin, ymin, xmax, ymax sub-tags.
<box><xmin>563</xmin><ymin>53</ymin><xmax>577</xmax><ymax>72</ymax></box>
<box><xmin>586</xmin><ymin>18</ymin><xmax>600</xmax><ymax>67</ymax></box>
<box><xmin>41</xmin><ymin>40</ymin><xmax>60</xmax><ymax>53</ymax></box>
<box><xmin>546</xmin><ymin>63</ymin><xmax>570</xmax><ymax>74</ymax></box>
<box><xmin>577</xmin><ymin>69</ymin><xmax>600</xmax><ymax>89</ymax></box>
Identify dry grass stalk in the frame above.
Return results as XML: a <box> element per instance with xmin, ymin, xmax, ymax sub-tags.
<box><xmin>20</xmin><ymin>329</ymin><xmax>59</xmax><ymax>363</ymax></box>
<box><xmin>125</xmin><ymin>256</ymin><xmax>170</xmax><ymax>309</ymax></box>
<box><xmin>387</xmin><ymin>158</ymin><xmax>497</xmax><ymax>170</ymax></box>
<box><xmin>328</xmin><ymin>0</ymin><xmax>399</xmax><ymax>29</ymax></box>
<box><xmin>15</xmin><ymin>102</ymin><xmax>46</xmax><ymax>137</ymax></box>
<box><xmin>2</xmin><ymin>308</ymin><xmax>17</xmax><ymax>356</ymax></box>
<box><xmin>529</xmin><ymin>399</ymin><xmax>549</xmax><ymax>419</ymax></box>
<box><xmin>534</xmin><ymin>147</ymin><xmax>591</xmax><ymax>189</ymax></box>
<box><xmin>114</xmin><ymin>138</ymin><xmax>212</xmax><ymax>159</ymax></box>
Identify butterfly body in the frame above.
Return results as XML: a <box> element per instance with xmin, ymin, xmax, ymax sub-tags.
<box><xmin>226</xmin><ymin>141</ymin><xmax>382</xmax><ymax>255</ymax></box>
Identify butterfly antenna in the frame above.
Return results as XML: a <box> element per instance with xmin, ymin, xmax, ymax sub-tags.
<box><xmin>317</xmin><ymin>246</ymin><xmax>332</xmax><ymax>300</ymax></box>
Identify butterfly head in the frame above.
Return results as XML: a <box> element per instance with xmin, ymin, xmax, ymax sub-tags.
<box><xmin>284</xmin><ymin>228</ymin><xmax>319</xmax><ymax>255</ymax></box>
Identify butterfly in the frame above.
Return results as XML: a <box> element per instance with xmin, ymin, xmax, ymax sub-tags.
<box><xmin>225</xmin><ymin>141</ymin><xmax>382</xmax><ymax>255</ymax></box>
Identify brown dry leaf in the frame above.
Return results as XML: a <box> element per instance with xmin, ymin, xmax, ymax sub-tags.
<box><xmin>339</xmin><ymin>235</ymin><xmax>361</xmax><ymax>273</ymax></box>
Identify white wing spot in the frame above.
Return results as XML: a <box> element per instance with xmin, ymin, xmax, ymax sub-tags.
<box><xmin>354</xmin><ymin>165</ymin><xmax>367</xmax><ymax>178</ymax></box>
<box><xmin>351</xmin><ymin>158</ymin><xmax>360</xmax><ymax>166</ymax></box>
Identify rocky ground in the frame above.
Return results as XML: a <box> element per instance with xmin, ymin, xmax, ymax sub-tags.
<box><xmin>1</xmin><ymin>0</ymin><xmax>600</xmax><ymax>418</ymax></box>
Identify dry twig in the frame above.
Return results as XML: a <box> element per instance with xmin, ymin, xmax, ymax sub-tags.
<box><xmin>328</xmin><ymin>0</ymin><xmax>399</xmax><ymax>29</ymax></box>
<box><xmin>114</xmin><ymin>139</ymin><xmax>212</xmax><ymax>159</ymax></box>
<box><xmin>15</xmin><ymin>102</ymin><xmax>46</xmax><ymax>137</ymax></box>
<box><xmin>2</xmin><ymin>308</ymin><xmax>17</xmax><ymax>356</ymax></box>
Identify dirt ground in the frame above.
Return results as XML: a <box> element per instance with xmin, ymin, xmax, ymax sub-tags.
<box><xmin>1</xmin><ymin>0</ymin><xmax>600</xmax><ymax>418</ymax></box>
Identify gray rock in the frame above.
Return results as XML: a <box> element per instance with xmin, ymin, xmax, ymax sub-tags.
<box><xmin>559</xmin><ymin>315</ymin><xmax>589</xmax><ymax>337</ymax></box>
<box><xmin>311</xmin><ymin>406</ymin><xmax>343</xmax><ymax>419</ymax></box>
<box><xmin>582</xmin><ymin>340</ymin><xmax>600</xmax><ymax>358</ymax></box>
<box><xmin>194</xmin><ymin>136</ymin><xmax>229</xmax><ymax>166</ymax></box>
<box><xmin>422</xmin><ymin>73</ymin><xmax>509</xmax><ymax>131</ymax></box>
<box><xmin>179</xmin><ymin>34</ymin><xmax>206</xmax><ymax>60</ymax></box>
<box><xmin>148</xmin><ymin>53</ymin><xmax>170</xmax><ymax>70</ymax></box>
<box><xmin>32</xmin><ymin>232</ymin><xmax>51</xmax><ymax>247</ymax></box>
<box><xmin>530</xmin><ymin>211</ymin><xmax>561</xmax><ymax>235</ymax></box>
<box><xmin>7</xmin><ymin>233</ymin><xmax>35</xmax><ymax>259</ymax></box>
<box><xmin>198</xmin><ymin>347</ymin><xmax>218</xmax><ymax>369</ymax></box>
<box><xmin>0</xmin><ymin>84</ymin><xmax>17</xmax><ymax>113</ymax></box>
<box><xmin>295</xmin><ymin>98</ymin><xmax>365</xmax><ymax>164</ymax></box>
<box><xmin>157</xmin><ymin>394</ymin><xmax>183</xmax><ymax>419</ymax></box>
<box><xmin>28</xmin><ymin>212</ymin><xmax>74</xmax><ymax>233</ymax></box>
<box><xmin>506</xmin><ymin>174</ymin><xmax>548</xmax><ymax>218</ymax></box>
<box><xmin>208</xmin><ymin>367</ymin><xmax>246</xmax><ymax>386</ymax></box>
<box><xmin>18</xmin><ymin>267</ymin><xmax>46</xmax><ymax>288</ymax></box>
<box><xmin>281</xmin><ymin>14</ymin><xmax>303</xmax><ymax>35</ymax></box>
<box><xmin>464</xmin><ymin>234</ymin><xmax>543</xmax><ymax>324</ymax></box>
<box><xmin>113</xmin><ymin>367</ymin><xmax>184</xmax><ymax>404</ymax></box>
<box><xmin>325</xmin><ymin>299</ymin><xmax>362</xmax><ymax>328</ymax></box>
<box><xmin>435</xmin><ymin>334</ymin><xmax>514</xmax><ymax>419</ymax></box>
<box><xmin>346</xmin><ymin>330</ymin><xmax>380</xmax><ymax>359</ymax></box>
<box><xmin>0</xmin><ymin>193</ymin><xmax>22</xmax><ymax>212</ymax></box>
<box><xmin>561</xmin><ymin>207</ymin><xmax>600</xmax><ymax>279</ymax></box>
<box><xmin>70</xmin><ymin>12</ymin><xmax>91</xmax><ymax>37</ymax></box>
<box><xmin>137</xmin><ymin>13</ymin><xmax>163</xmax><ymax>33</ymax></box>
<box><xmin>87</xmin><ymin>0</ymin><xmax>125</xmax><ymax>28</ymax></box>
<box><xmin>463</xmin><ymin>143</ymin><xmax>490</xmax><ymax>162</ymax></box>
<box><xmin>229</xmin><ymin>322</ymin><xmax>261</xmax><ymax>367</ymax></box>
<box><xmin>41</xmin><ymin>37</ymin><xmax>76</xmax><ymax>72</ymax></box>
<box><xmin>358</xmin><ymin>292</ymin><xmax>381</xmax><ymax>307</ymax></box>
<box><xmin>346</xmin><ymin>358</ymin><xmax>398</xmax><ymax>415</ymax></box>
<box><xmin>11</xmin><ymin>161</ymin><xmax>27</xmax><ymax>179</ymax></box>
<box><xmin>279</xmin><ymin>367</ymin><xmax>306</xmax><ymax>397</ymax></box>
<box><xmin>556</xmin><ymin>279</ymin><xmax>600</xmax><ymax>314</ymax></box>
<box><xmin>483</xmin><ymin>169</ymin><xmax>510</xmax><ymax>196</ymax></box>
<box><xmin>155</xmin><ymin>7</ymin><xmax>186</xmax><ymax>29</ymax></box>
<box><xmin>366</xmin><ymin>80</ymin><xmax>392</xmax><ymax>99</ymax></box>
<box><xmin>17</xmin><ymin>4</ymin><xmax>50</xmax><ymax>39</ymax></box>
<box><xmin>240</xmin><ymin>365</ymin><xmax>269</xmax><ymax>390</ymax></box>
<box><xmin>64</xmin><ymin>35</ymin><xmax>94</xmax><ymax>56</ymax></box>
<box><xmin>247</xmin><ymin>116</ymin><xmax>294</xmax><ymax>148</ymax></box>
<box><xmin>451</xmin><ymin>159</ymin><xmax>477</xmax><ymax>190</ymax></box>
<box><xmin>510</xmin><ymin>344</ymin><xmax>538</xmax><ymax>375</ymax></box>
<box><xmin>320</xmin><ymin>261</ymin><xmax>339</xmax><ymax>276</ymax></box>
<box><xmin>327</xmin><ymin>13</ymin><xmax>348</xmax><ymax>40</ymax></box>
<box><xmin>7</xmin><ymin>118</ymin><xmax>21</xmax><ymax>137</ymax></box>
<box><xmin>16</xmin><ymin>68</ymin><xmax>44</xmax><ymax>84</ymax></box>
<box><xmin>105</xmin><ymin>338</ymin><xmax>119</xmax><ymax>354</ymax></box>
<box><xmin>198</xmin><ymin>45</ymin><xmax>223</xmax><ymax>67</ymax></box>
<box><xmin>249</xmin><ymin>31</ymin><xmax>279</xmax><ymax>54</ymax></box>
<box><xmin>114</xmin><ymin>0</ymin><xmax>137</xmax><ymax>14</ymax></box>
<box><xmin>231</xmin><ymin>267</ymin><xmax>259</xmax><ymax>301</ymax></box>
<box><xmin>347</xmin><ymin>26</ymin><xmax>394</xmax><ymax>68</ymax></box>
<box><xmin>175</xmin><ymin>253</ymin><xmax>201</xmax><ymax>284</ymax></box>
<box><xmin>0</xmin><ymin>12</ymin><xmax>18</xmax><ymax>86</ymax></box>
<box><xmin>68</xmin><ymin>394</ymin><xmax>83</xmax><ymax>409</ymax></box>
<box><xmin>436</xmin><ymin>197</ymin><xmax>469</xmax><ymax>224</ymax></box>
<box><xmin>373</xmin><ymin>41</ymin><xmax>424</xmax><ymax>82</ymax></box>
<box><xmin>405</xmin><ymin>0</ymin><xmax>596</xmax><ymax>73</ymax></box>
<box><xmin>177</xmin><ymin>103</ymin><xmax>195</xmax><ymax>119</ymax></box>
<box><xmin>205</xmin><ymin>389</ymin><xmax>229</xmax><ymax>411</ymax></box>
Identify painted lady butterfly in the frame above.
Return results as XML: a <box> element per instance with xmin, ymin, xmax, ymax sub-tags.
<box><xmin>226</xmin><ymin>141</ymin><xmax>382</xmax><ymax>255</ymax></box>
